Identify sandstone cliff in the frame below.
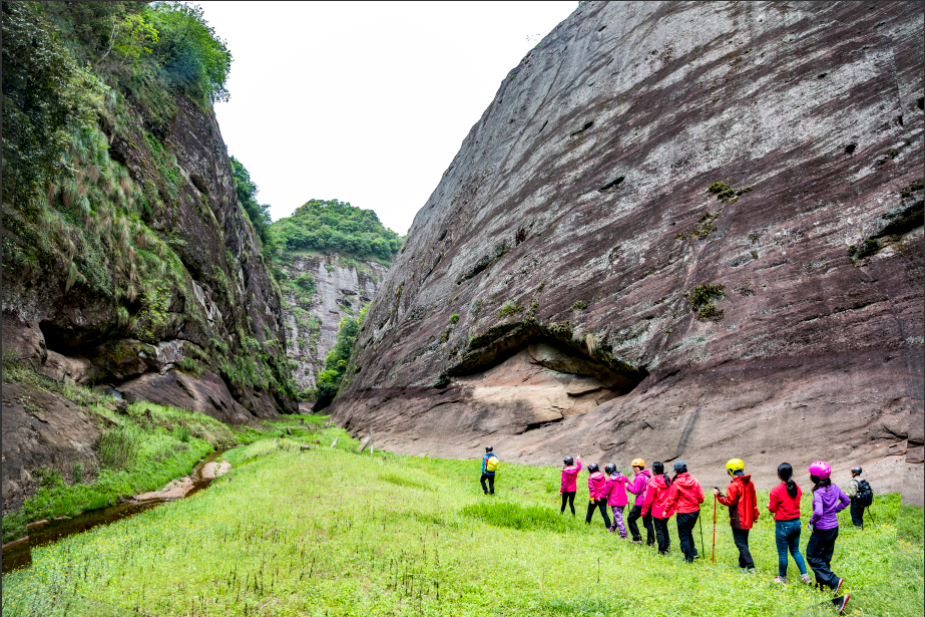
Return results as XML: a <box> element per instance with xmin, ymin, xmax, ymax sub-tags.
<box><xmin>332</xmin><ymin>1</ymin><xmax>925</xmax><ymax>502</ymax></box>
<box><xmin>2</xmin><ymin>4</ymin><xmax>295</xmax><ymax>510</ymax></box>
<box><xmin>278</xmin><ymin>254</ymin><xmax>388</xmax><ymax>397</ymax></box>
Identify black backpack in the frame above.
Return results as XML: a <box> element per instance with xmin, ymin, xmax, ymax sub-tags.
<box><xmin>855</xmin><ymin>479</ymin><xmax>874</xmax><ymax>508</ymax></box>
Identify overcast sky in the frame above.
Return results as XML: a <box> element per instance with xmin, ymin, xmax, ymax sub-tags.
<box><xmin>201</xmin><ymin>1</ymin><xmax>576</xmax><ymax>235</ymax></box>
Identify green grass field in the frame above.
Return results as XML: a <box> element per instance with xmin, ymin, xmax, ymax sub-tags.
<box><xmin>2</xmin><ymin>425</ymin><xmax>922</xmax><ymax>616</ymax></box>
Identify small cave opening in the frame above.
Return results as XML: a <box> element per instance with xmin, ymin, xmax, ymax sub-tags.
<box><xmin>446</xmin><ymin>323</ymin><xmax>648</xmax><ymax>399</ymax></box>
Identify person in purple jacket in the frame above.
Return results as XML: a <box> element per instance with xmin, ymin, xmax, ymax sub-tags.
<box><xmin>626</xmin><ymin>458</ymin><xmax>654</xmax><ymax>545</ymax></box>
<box><xmin>806</xmin><ymin>461</ymin><xmax>851</xmax><ymax>614</ymax></box>
<box><xmin>603</xmin><ymin>463</ymin><xmax>629</xmax><ymax>538</ymax></box>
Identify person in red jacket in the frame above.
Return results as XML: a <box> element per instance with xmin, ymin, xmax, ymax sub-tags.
<box><xmin>768</xmin><ymin>462</ymin><xmax>810</xmax><ymax>584</ymax></box>
<box><xmin>585</xmin><ymin>463</ymin><xmax>612</xmax><ymax>529</ymax></box>
<box><xmin>666</xmin><ymin>460</ymin><xmax>704</xmax><ymax>563</ymax></box>
<box><xmin>713</xmin><ymin>458</ymin><xmax>760</xmax><ymax>573</ymax></box>
<box><xmin>641</xmin><ymin>461</ymin><xmax>674</xmax><ymax>554</ymax></box>
<box><xmin>560</xmin><ymin>455</ymin><xmax>582</xmax><ymax>516</ymax></box>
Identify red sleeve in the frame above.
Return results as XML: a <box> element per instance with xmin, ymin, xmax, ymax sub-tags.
<box><xmin>768</xmin><ymin>487</ymin><xmax>779</xmax><ymax>513</ymax></box>
<box><xmin>641</xmin><ymin>482</ymin><xmax>656</xmax><ymax>516</ymax></box>
<box><xmin>717</xmin><ymin>481</ymin><xmax>738</xmax><ymax>507</ymax></box>
<box><xmin>696</xmin><ymin>482</ymin><xmax>705</xmax><ymax>505</ymax></box>
<box><xmin>665</xmin><ymin>482</ymin><xmax>679</xmax><ymax>511</ymax></box>
<box><xmin>752</xmin><ymin>486</ymin><xmax>760</xmax><ymax>520</ymax></box>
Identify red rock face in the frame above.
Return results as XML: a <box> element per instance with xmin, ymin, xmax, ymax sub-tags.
<box><xmin>333</xmin><ymin>2</ymin><xmax>924</xmax><ymax>502</ymax></box>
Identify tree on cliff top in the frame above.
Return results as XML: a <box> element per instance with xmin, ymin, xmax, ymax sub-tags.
<box><xmin>271</xmin><ymin>199</ymin><xmax>402</xmax><ymax>263</ymax></box>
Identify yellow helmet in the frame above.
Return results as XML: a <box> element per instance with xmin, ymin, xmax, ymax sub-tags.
<box><xmin>725</xmin><ymin>458</ymin><xmax>745</xmax><ymax>473</ymax></box>
<box><xmin>631</xmin><ymin>458</ymin><xmax>645</xmax><ymax>469</ymax></box>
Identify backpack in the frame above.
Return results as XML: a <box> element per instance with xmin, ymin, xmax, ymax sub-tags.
<box><xmin>485</xmin><ymin>455</ymin><xmax>499</xmax><ymax>473</ymax></box>
<box><xmin>855</xmin><ymin>479</ymin><xmax>874</xmax><ymax>508</ymax></box>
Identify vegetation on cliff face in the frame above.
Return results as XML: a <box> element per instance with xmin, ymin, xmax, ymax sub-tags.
<box><xmin>270</xmin><ymin>199</ymin><xmax>402</xmax><ymax>263</ymax></box>
<box><xmin>230</xmin><ymin>156</ymin><xmax>273</xmax><ymax>247</ymax></box>
<box><xmin>1</xmin><ymin>1</ymin><xmax>297</xmax><ymax>403</ymax></box>
<box><xmin>313</xmin><ymin>306</ymin><xmax>367</xmax><ymax>406</ymax></box>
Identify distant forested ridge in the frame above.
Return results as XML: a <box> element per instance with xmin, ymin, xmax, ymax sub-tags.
<box><xmin>270</xmin><ymin>199</ymin><xmax>402</xmax><ymax>263</ymax></box>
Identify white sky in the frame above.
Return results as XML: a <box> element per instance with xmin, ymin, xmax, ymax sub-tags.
<box><xmin>201</xmin><ymin>1</ymin><xmax>576</xmax><ymax>235</ymax></box>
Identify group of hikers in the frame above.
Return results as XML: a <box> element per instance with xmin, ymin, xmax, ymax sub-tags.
<box><xmin>479</xmin><ymin>447</ymin><xmax>875</xmax><ymax>615</ymax></box>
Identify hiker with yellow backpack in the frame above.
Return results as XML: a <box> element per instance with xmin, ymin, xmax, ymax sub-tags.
<box><xmin>481</xmin><ymin>446</ymin><xmax>499</xmax><ymax>495</ymax></box>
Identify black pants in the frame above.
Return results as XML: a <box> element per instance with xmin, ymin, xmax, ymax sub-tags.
<box><xmin>585</xmin><ymin>499</ymin><xmax>611</xmax><ymax>528</ymax></box>
<box><xmin>732</xmin><ymin>528</ymin><xmax>755</xmax><ymax>569</ymax></box>
<box><xmin>676</xmin><ymin>511</ymin><xmax>700</xmax><ymax>562</ymax></box>
<box><xmin>627</xmin><ymin>505</ymin><xmax>655</xmax><ymax>545</ymax></box>
<box><xmin>561</xmin><ymin>491</ymin><xmax>576</xmax><ymax>515</ymax></box>
<box><xmin>806</xmin><ymin>527</ymin><xmax>841</xmax><ymax>590</ymax></box>
<box><xmin>480</xmin><ymin>473</ymin><xmax>495</xmax><ymax>494</ymax></box>
<box><xmin>850</xmin><ymin>500</ymin><xmax>864</xmax><ymax>528</ymax></box>
<box><xmin>653</xmin><ymin>517</ymin><xmax>671</xmax><ymax>552</ymax></box>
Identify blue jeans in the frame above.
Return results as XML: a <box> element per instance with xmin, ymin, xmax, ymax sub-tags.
<box><xmin>775</xmin><ymin>519</ymin><xmax>807</xmax><ymax>578</ymax></box>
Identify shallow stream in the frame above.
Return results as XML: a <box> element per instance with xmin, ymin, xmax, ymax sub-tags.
<box><xmin>1</xmin><ymin>448</ymin><xmax>231</xmax><ymax>574</ymax></box>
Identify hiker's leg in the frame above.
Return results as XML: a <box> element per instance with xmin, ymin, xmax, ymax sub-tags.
<box><xmin>732</xmin><ymin>528</ymin><xmax>752</xmax><ymax>568</ymax></box>
<box><xmin>654</xmin><ymin>518</ymin><xmax>670</xmax><ymax>552</ymax></box>
<box><xmin>609</xmin><ymin>506</ymin><xmax>618</xmax><ymax>532</ymax></box>
<box><xmin>480</xmin><ymin>474</ymin><xmax>489</xmax><ymax>494</ymax></box>
<box><xmin>806</xmin><ymin>529</ymin><xmax>824</xmax><ymax>585</ymax></box>
<box><xmin>818</xmin><ymin>528</ymin><xmax>840</xmax><ymax>590</ymax></box>
<box><xmin>488</xmin><ymin>474</ymin><xmax>495</xmax><ymax>495</ymax></box>
<box><xmin>775</xmin><ymin>522</ymin><xmax>789</xmax><ymax>578</ymax></box>
<box><xmin>850</xmin><ymin>501</ymin><xmax>863</xmax><ymax>528</ymax></box>
<box><xmin>567</xmin><ymin>491</ymin><xmax>576</xmax><ymax>515</ymax></box>
<box><xmin>676</xmin><ymin>513</ymin><xmax>694</xmax><ymax>561</ymax></box>
<box><xmin>600</xmin><ymin>501</ymin><xmax>612</xmax><ymax>529</ymax></box>
<box><xmin>585</xmin><ymin>499</ymin><xmax>597</xmax><ymax>523</ymax></box>
<box><xmin>615</xmin><ymin>506</ymin><xmax>627</xmax><ymax>537</ymax></box>
<box><xmin>627</xmin><ymin>506</ymin><xmax>642</xmax><ymax>541</ymax></box>
<box><xmin>643</xmin><ymin>512</ymin><xmax>655</xmax><ymax>546</ymax></box>
<box><xmin>788</xmin><ymin>522</ymin><xmax>808</xmax><ymax>576</ymax></box>
<box><xmin>561</xmin><ymin>492</ymin><xmax>568</xmax><ymax>513</ymax></box>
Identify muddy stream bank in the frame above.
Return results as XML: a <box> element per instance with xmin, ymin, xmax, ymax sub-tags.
<box><xmin>1</xmin><ymin>448</ymin><xmax>234</xmax><ymax>574</ymax></box>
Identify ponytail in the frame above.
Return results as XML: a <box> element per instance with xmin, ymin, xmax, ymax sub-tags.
<box><xmin>810</xmin><ymin>475</ymin><xmax>831</xmax><ymax>492</ymax></box>
<box><xmin>778</xmin><ymin>463</ymin><xmax>798</xmax><ymax>498</ymax></box>
<box><xmin>653</xmin><ymin>461</ymin><xmax>671</xmax><ymax>487</ymax></box>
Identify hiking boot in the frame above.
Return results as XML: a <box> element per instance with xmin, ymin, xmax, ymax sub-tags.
<box><xmin>835</xmin><ymin>594</ymin><xmax>850</xmax><ymax>614</ymax></box>
<box><xmin>832</xmin><ymin>578</ymin><xmax>844</xmax><ymax>596</ymax></box>
<box><xmin>742</xmin><ymin>567</ymin><xmax>755</xmax><ymax>574</ymax></box>
<box><xmin>800</xmin><ymin>574</ymin><xmax>812</xmax><ymax>585</ymax></box>
<box><xmin>772</xmin><ymin>576</ymin><xmax>787</xmax><ymax>584</ymax></box>
<box><xmin>631</xmin><ymin>539</ymin><xmax>643</xmax><ymax>544</ymax></box>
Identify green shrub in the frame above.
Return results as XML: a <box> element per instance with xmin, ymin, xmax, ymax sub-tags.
<box><xmin>498</xmin><ymin>302</ymin><xmax>523</xmax><ymax>318</ymax></box>
<box><xmin>688</xmin><ymin>283</ymin><xmax>725</xmax><ymax>321</ymax></box>
<box><xmin>450</xmin><ymin>313</ymin><xmax>460</xmax><ymax>324</ymax></box>
<box><xmin>99</xmin><ymin>426</ymin><xmax>138</xmax><ymax>470</ymax></box>
<box><xmin>177</xmin><ymin>426</ymin><xmax>191</xmax><ymax>443</ymax></box>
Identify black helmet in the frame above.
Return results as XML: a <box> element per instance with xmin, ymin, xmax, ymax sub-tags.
<box><xmin>587</xmin><ymin>463</ymin><xmax>599</xmax><ymax>473</ymax></box>
<box><xmin>485</xmin><ymin>445</ymin><xmax>493</xmax><ymax>452</ymax></box>
<box><xmin>673</xmin><ymin>460</ymin><xmax>687</xmax><ymax>473</ymax></box>
<box><xmin>604</xmin><ymin>463</ymin><xmax>616</xmax><ymax>475</ymax></box>
<box><xmin>851</xmin><ymin>466</ymin><xmax>862</xmax><ymax>475</ymax></box>
<box><xmin>652</xmin><ymin>461</ymin><xmax>665</xmax><ymax>475</ymax></box>
<box><xmin>564</xmin><ymin>456</ymin><xmax>574</xmax><ymax>466</ymax></box>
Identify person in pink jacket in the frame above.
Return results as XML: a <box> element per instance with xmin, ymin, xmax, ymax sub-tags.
<box><xmin>626</xmin><ymin>458</ymin><xmax>654</xmax><ymax>545</ymax></box>
<box><xmin>602</xmin><ymin>463</ymin><xmax>629</xmax><ymax>538</ymax></box>
<box><xmin>560</xmin><ymin>455</ymin><xmax>582</xmax><ymax>516</ymax></box>
<box><xmin>585</xmin><ymin>463</ymin><xmax>612</xmax><ymax>529</ymax></box>
<box><xmin>641</xmin><ymin>461</ymin><xmax>675</xmax><ymax>555</ymax></box>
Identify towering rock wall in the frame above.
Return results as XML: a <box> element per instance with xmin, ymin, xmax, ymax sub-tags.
<box><xmin>332</xmin><ymin>1</ymin><xmax>924</xmax><ymax>501</ymax></box>
<box><xmin>279</xmin><ymin>254</ymin><xmax>388</xmax><ymax>395</ymax></box>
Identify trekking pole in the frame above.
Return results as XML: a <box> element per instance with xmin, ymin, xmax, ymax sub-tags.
<box><xmin>711</xmin><ymin>494</ymin><xmax>717</xmax><ymax>564</ymax></box>
<box><xmin>699</xmin><ymin>512</ymin><xmax>705</xmax><ymax>560</ymax></box>
<box><xmin>867</xmin><ymin>505</ymin><xmax>875</xmax><ymax>525</ymax></box>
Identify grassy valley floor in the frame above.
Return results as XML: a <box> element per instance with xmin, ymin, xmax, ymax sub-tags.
<box><xmin>2</xmin><ymin>426</ymin><xmax>922</xmax><ymax>616</ymax></box>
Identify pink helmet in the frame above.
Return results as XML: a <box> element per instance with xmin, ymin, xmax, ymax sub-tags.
<box><xmin>808</xmin><ymin>461</ymin><xmax>831</xmax><ymax>479</ymax></box>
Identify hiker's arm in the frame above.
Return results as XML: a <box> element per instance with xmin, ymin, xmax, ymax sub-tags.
<box><xmin>768</xmin><ymin>491</ymin><xmax>779</xmax><ymax>513</ymax></box>
<box><xmin>834</xmin><ymin>488</ymin><xmax>851</xmax><ymax>513</ymax></box>
<box><xmin>716</xmin><ymin>483</ymin><xmax>735</xmax><ymax>506</ymax></box>
<box><xmin>845</xmin><ymin>480</ymin><xmax>858</xmax><ymax>498</ymax></box>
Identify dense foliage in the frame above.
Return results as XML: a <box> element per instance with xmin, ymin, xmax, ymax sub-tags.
<box><xmin>314</xmin><ymin>306</ymin><xmax>366</xmax><ymax>406</ymax></box>
<box><xmin>230</xmin><ymin>156</ymin><xmax>272</xmax><ymax>246</ymax></box>
<box><xmin>271</xmin><ymin>199</ymin><xmax>402</xmax><ymax>262</ymax></box>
